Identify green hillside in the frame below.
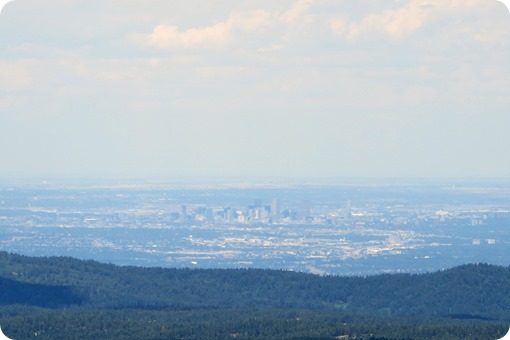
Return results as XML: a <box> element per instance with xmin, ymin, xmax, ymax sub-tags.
<box><xmin>1</xmin><ymin>252</ymin><xmax>509</xmax><ymax>319</ymax></box>
<box><xmin>0</xmin><ymin>251</ymin><xmax>509</xmax><ymax>339</ymax></box>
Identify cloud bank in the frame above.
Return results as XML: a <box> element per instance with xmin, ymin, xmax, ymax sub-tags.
<box><xmin>0</xmin><ymin>0</ymin><xmax>509</xmax><ymax>178</ymax></box>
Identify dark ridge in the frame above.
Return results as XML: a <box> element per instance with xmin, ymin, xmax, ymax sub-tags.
<box><xmin>0</xmin><ymin>276</ymin><xmax>82</xmax><ymax>307</ymax></box>
<box><xmin>0</xmin><ymin>251</ymin><xmax>510</xmax><ymax>321</ymax></box>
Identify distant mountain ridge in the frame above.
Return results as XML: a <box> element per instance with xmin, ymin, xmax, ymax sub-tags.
<box><xmin>0</xmin><ymin>251</ymin><xmax>509</xmax><ymax>321</ymax></box>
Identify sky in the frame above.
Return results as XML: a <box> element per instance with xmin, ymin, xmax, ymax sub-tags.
<box><xmin>0</xmin><ymin>0</ymin><xmax>509</xmax><ymax>180</ymax></box>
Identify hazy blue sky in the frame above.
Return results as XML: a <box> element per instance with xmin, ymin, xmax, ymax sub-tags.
<box><xmin>0</xmin><ymin>0</ymin><xmax>509</xmax><ymax>179</ymax></box>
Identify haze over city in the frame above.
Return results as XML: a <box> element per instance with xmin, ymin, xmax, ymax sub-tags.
<box><xmin>1</xmin><ymin>0</ymin><xmax>509</xmax><ymax>180</ymax></box>
<box><xmin>1</xmin><ymin>3</ymin><xmax>510</xmax><ymax>338</ymax></box>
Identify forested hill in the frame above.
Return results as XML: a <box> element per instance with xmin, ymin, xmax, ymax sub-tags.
<box><xmin>1</xmin><ymin>251</ymin><xmax>510</xmax><ymax>320</ymax></box>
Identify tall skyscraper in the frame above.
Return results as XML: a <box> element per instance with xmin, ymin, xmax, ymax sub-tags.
<box><xmin>271</xmin><ymin>198</ymin><xmax>279</xmax><ymax>218</ymax></box>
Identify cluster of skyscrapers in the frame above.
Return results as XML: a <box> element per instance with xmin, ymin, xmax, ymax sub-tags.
<box><xmin>178</xmin><ymin>198</ymin><xmax>283</xmax><ymax>223</ymax></box>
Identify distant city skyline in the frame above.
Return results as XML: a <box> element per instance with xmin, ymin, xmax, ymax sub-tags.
<box><xmin>0</xmin><ymin>0</ymin><xmax>509</xmax><ymax>179</ymax></box>
<box><xmin>1</xmin><ymin>183</ymin><xmax>509</xmax><ymax>274</ymax></box>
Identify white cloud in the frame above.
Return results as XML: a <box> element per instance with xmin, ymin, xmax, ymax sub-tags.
<box><xmin>141</xmin><ymin>10</ymin><xmax>271</xmax><ymax>49</ymax></box>
<box><xmin>144</xmin><ymin>23</ymin><xmax>229</xmax><ymax>49</ymax></box>
<box><xmin>280</xmin><ymin>0</ymin><xmax>314</xmax><ymax>24</ymax></box>
<box><xmin>1</xmin><ymin>0</ymin><xmax>509</xmax><ymax>177</ymax></box>
<box><xmin>228</xmin><ymin>10</ymin><xmax>272</xmax><ymax>32</ymax></box>
<box><xmin>343</xmin><ymin>1</ymin><xmax>433</xmax><ymax>40</ymax></box>
<box><xmin>332</xmin><ymin>0</ymin><xmax>501</xmax><ymax>41</ymax></box>
<box><xmin>329</xmin><ymin>18</ymin><xmax>346</xmax><ymax>35</ymax></box>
